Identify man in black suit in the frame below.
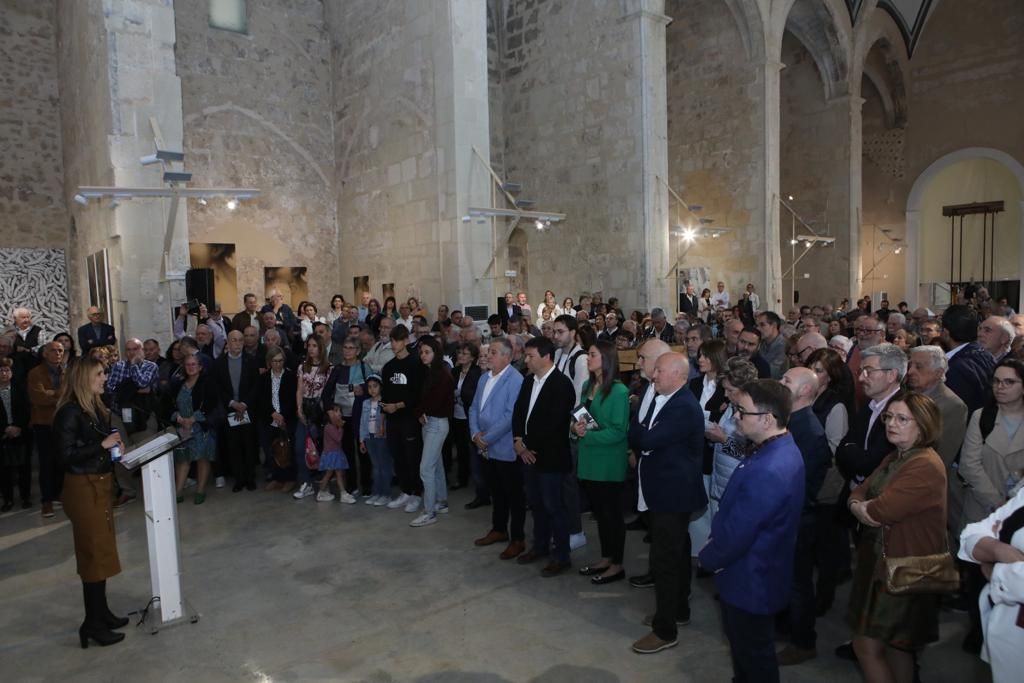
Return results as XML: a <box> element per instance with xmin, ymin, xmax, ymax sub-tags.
<box><xmin>499</xmin><ymin>292</ymin><xmax>522</xmax><ymax>332</ymax></box>
<box><xmin>941</xmin><ymin>304</ymin><xmax>996</xmax><ymax>413</ymax></box>
<box><xmin>214</xmin><ymin>330</ymin><xmax>261</xmax><ymax>491</ymax></box>
<box><xmin>629</xmin><ymin>352</ymin><xmax>707</xmax><ymax>655</ymax></box>
<box><xmin>512</xmin><ymin>336</ymin><xmax>576</xmax><ymax>578</ymax></box>
<box><xmin>598</xmin><ymin>311</ymin><xmax>622</xmax><ymax>342</ymax></box>
<box><xmin>232</xmin><ymin>292</ymin><xmax>263</xmax><ymax>333</ymax></box>
<box><xmin>679</xmin><ymin>284</ymin><xmax>699</xmax><ymax>319</ymax></box>
<box><xmin>735</xmin><ymin>327</ymin><xmax>772</xmax><ymax>378</ymax></box>
<box><xmin>77</xmin><ymin>306</ymin><xmax>117</xmax><ymax>355</ymax></box>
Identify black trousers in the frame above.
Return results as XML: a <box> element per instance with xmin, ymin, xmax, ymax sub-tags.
<box><xmin>487</xmin><ymin>457</ymin><xmax>525</xmax><ymax>541</ymax></box>
<box><xmin>386</xmin><ymin>412</ymin><xmax>422</xmax><ymax>495</ymax></box>
<box><xmin>451</xmin><ymin>418</ymin><xmax>473</xmax><ymax>488</ymax></box>
<box><xmin>721</xmin><ymin>601</ymin><xmax>779</xmax><ymax>683</ymax></box>
<box><xmin>649</xmin><ymin>510</ymin><xmax>692</xmax><ymax>640</ymax></box>
<box><xmin>341</xmin><ymin>415</ymin><xmax>371</xmax><ymax>494</ymax></box>
<box><xmin>0</xmin><ymin>441</ymin><xmax>32</xmax><ymax>503</ymax></box>
<box><xmin>787</xmin><ymin>521</ymin><xmax>817</xmax><ymax>649</ymax></box>
<box><xmin>582</xmin><ymin>479</ymin><xmax>625</xmax><ymax>564</ymax></box>
<box><xmin>225</xmin><ymin>422</ymin><xmax>258</xmax><ymax>485</ymax></box>
<box><xmin>33</xmin><ymin>425</ymin><xmax>63</xmax><ymax>503</ymax></box>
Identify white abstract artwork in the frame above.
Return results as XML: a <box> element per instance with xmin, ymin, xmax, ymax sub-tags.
<box><xmin>0</xmin><ymin>248</ymin><xmax>69</xmax><ymax>334</ymax></box>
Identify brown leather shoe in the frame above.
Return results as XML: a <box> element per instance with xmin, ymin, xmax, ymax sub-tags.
<box><xmin>499</xmin><ymin>540</ymin><xmax>526</xmax><ymax>560</ymax></box>
<box><xmin>265</xmin><ymin>481</ymin><xmax>283</xmax><ymax>491</ymax></box>
<box><xmin>632</xmin><ymin>631</ymin><xmax>678</xmax><ymax>654</ymax></box>
<box><xmin>516</xmin><ymin>549</ymin><xmax>546</xmax><ymax>565</ymax></box>
<box><xmin>541</xmin><ymin>560</ymin><xmax>572</xmax><ymax>577</ymax></box>
<box><xmin>474</xmin><ymin>530</ymin><xmax>509</xmax><ymax>547</ymax></box>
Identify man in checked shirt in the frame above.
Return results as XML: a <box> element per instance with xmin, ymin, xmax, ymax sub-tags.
<box><xmin>105</xmin><ymin>338</ymin><xmax>159</xmax><ymax>506</ymax></box>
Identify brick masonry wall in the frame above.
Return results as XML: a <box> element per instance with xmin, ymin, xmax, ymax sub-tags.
<box><xmin>0</xmin><ymin>0</ymin><xmax>68</xmax><ymax>250</ymax></box>
<box><xmin>175</xmin><ymin>0</ymin><xmax>338</xmax><ymax>312</ymax></box>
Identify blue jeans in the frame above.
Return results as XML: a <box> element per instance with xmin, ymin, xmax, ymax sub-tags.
<box><xmin>420</xmin><ymin>417</ymin><xmax>449</xmax><ymax>513</ymax></box>
<box><xmin>524</xmin><ymin>465</ymin><xmax>570</xmax><ymax>563</ymax></box>
<box><xmin>364</xmin><ymin>436</ymin><xmax>393</xmax><ymax>497</ymax></box>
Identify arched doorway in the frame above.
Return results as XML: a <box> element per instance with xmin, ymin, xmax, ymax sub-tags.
<box><xmin>905</xmin><ymin>148</ymin><xmax>1024</xmax><ymax>308</ymax></box>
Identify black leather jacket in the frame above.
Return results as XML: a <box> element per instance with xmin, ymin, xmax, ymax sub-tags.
<box><xmin>54</xmin><ymin>402</ymin><xmax>114</xmax><ymax>474</ymax></box>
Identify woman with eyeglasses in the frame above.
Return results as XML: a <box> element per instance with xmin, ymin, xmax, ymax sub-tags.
<box><xmin>846</xmin><ymin>391</ymin><xmax>946</xmax><ymax>683</ymax></box>
<box><xmin>957</xmin><ymin>358</ymin><xmax>1024</xmax><ymax>653</ymax></box>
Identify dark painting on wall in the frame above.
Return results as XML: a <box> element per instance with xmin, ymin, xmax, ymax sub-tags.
<box><xmin>265</xmin><ymin>267</ymin><xmax>309</xmax><ymax>309</ymax></box>
<box><xmin>382</xmin><ymin>283</ymin><xmax>395</xmax><ymax>302</ymax></box>
<box><xmin>190</xmin><ymin>243</ymin><xmax>238</xmax><ymax>310</ymax></box>
<box><xmin>353</xmin><ymin>276</ymin><xmax>369</xmax><ymax>302</ymax></box>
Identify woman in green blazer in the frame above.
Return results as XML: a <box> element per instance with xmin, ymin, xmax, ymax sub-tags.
<box><xmin>573</xmin><ymin>339</ymin><xmax>631</xmax><ymax>585</ymax></box>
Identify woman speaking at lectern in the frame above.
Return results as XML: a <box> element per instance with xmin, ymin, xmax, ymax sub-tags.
<box><xmin>54</xmin><ymin>357</ymin><xmax>128</xmax><ymax>648</ymax></box>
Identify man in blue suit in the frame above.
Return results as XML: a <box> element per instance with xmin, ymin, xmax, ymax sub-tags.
<box><xmin>629</xmin><ymin>352</ymin><xmax>707</xmax><ymax>655</ymax></box>
<box><xmin>469</xmin><ymin>337</ymin><xmax>526</xmax><ymax>560</ymax></box>
<box><xmin>77</xmin><ymin>306</ymin><xmax>117</xmax><ymax>355</ymax></box>
<box><xmin>699</xmin><ymin>379</ymin><xmax>805</xmax><ymax>683</ymax></box>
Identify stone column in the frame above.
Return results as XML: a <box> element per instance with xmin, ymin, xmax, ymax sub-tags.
<box><xmin>623</xmin><ymin>0</ymin><xmax>672</xmax><ymax>310</ymax></box>
<box><xmin>435</xmin><ymin>0</ymin><xmax>493</xmax><ymax>310</ymax></box>
<box><xmin>846</xmin><ymin>95</ymin><xmax>864</xmax><ymax>303</ymax></box>
<box><xmin>762</xmin><ymin>59</ymin><xmax>785</xmax><ymax>310</ymax></box>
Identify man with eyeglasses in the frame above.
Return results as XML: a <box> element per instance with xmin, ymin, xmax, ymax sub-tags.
<box><xmin>792</xmin><ymin>332</ymin><xmax>827</xmax><ymax>368</ymax></box>
<box><xmin>848</xmin><ymin>316</ymin><xmax>886</xmax><ymax>408</ymax></box>
<box><xmin>699</xmin><ymin>379</ymin><xmax>805</xmax><ymax>682</ymax></box>
<box><xmin>836</xmin><ymin>343</ymin><xmax>905</xmax><ymax>487</ymax></box>
<box><xmin>105</xmin><ymin>338</ymin><xmax>159</xmax><ymax>506</ymax></box>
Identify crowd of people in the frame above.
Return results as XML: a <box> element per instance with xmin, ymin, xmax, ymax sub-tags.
<box><xmin>2</xmin><ymin>283</ymin><xmax>1023</xmax><ymax>682</ymax></box>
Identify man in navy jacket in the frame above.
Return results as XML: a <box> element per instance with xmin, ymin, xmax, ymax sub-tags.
<box><xmin>77</xmin><ymin>306</ymin><xmax>117</xmax><ymax>354</ymax></box>
<box><xmin>629</xmin><ymin>352</ymin><xmax>706</xmax><ymax>655</ymax></box>
<box><xmin>699</xmin><ymin>379</ymin><xmax>805</xmax><ymax>683</ymax></box>
<box><xmin>941</xmin><ymin>304</ymin><xmax>995</xmax><ymax>413</ymax></box>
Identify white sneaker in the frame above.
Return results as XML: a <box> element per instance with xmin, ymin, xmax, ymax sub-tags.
<box><xmin>340</xmin><ymin>492</ymin><xmax>357</xmax><ymax>504</ymax></box>
<box><xmin>215</xmin><ymin>476</ymin><xmax>225</xmax><ymax>489</ymax></box>
<box><xmin>569</xmin><ymin>532</ymin><xmax>587</xmax><ymax>551</ymax></box>
<box><xmin>409</xmin><ymin>512</ymin><xmax>437</xmax><ymax>527</ymax></box>
<box><xmin>373</xmin><ymin>495</ymin><xmax>389</xmax><ymax>507</ymax></box>
<box><xmin>185</xmin><ymin>478</ymin><xmax>196</xmax><ymax>489</ymax></box>
<box><xmin>435</xmin><ymin>502</ymin><xmax>449</xmax><ymax>514</ymax></box>
<box><xmin>404</xmin><ymin>495</ymin><xmax>422</xmax><ymax>513</ymax></box>
<box><xmin>293</xmin><ymin>482</ymin><xmax>315</xmax><ymax>499</ymax></box>
<box><xmin>364</xmin><ymin>495</ymin><xmax>376</xmax><ymax>505</ymax></box>
<box><xmin>316</xmin><ymin>490</ymin><xmax>335</xmax><ymax>502</ymax></box>
<box><xmin>387</xmin><ymin>493</ymin><xmax>410</xmax><ymax>509</ymax></box>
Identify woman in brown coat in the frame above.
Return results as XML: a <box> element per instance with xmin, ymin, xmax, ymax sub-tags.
<box><xmin>847</xmin><ymin>391</ymin><xmax>947</xmax><ymax>683</ymax></box>
<box><xmin>54</xmin><ymin>357</ymin><xmax>128</xmax><ymax>648</ymax></box>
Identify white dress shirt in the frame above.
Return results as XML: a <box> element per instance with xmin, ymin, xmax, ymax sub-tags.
<box><xmin>866</xmin><ymin>385</ymin><xmax>902</xmax><ymax>448</ymax></box>
<box><xmin>636</xmin><ymin>385</ymin><xmax>682</xmax><ymax>512</ymax></box>
<box><xmin>479</xmin><ymin>364</ymin><xmax>511</xmax><ymax>411</ymax></box>
<box><xmin>525</xmin><ymin>365</ymin><xmax>556</xmax><ymax>431</ymax></box>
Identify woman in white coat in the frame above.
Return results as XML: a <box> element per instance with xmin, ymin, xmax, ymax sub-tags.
<box><xmin>959</xmin><ymin>484</ymin><xmax>1024</xmax><ymax>683</ymax></box>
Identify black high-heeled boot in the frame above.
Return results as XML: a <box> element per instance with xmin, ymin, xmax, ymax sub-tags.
<box><xmin>99</xmin><ymin>580</ymin><xmax>129</xmax><ymax>629</ymax></box>
<box><xmin>79</xmin><ymin>581</ymin><xmax>125</xmax><ymax>649</ymax></box>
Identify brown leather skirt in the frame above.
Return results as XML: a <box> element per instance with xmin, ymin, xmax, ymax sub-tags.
<box><xmin>62</xmin><ymin>473</ymin><xmax>121</xmax><ymax>582</ymax></box>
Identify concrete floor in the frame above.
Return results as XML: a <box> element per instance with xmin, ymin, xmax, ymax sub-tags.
<box><xmin>1</xmin><ymin>481</ymin><xmax>993</xmax><ymax>683</ymax></box>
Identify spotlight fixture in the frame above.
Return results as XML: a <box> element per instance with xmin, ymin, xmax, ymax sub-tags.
<box><xmin>197</xmin><ymin>197</ymin><xmax>208</xmax><ymax>206</ymax></box>
<box><xmin>226</xmin><ymin>198</ymin><xmax>238</xmax><ymax>211</ymax></box>
<box><xmin>535</xmin><ymin>219</ymin><xmax>544</xmax><ymax>231</ymax></box>
<box><xmin>109</xmin><ymin>199</ymin><xmax>120</xmax><ymax>209</ymax></box>
<box><xmin>805</xmin><ymin>241</ymin><xmax>813</xmax><ymax>248</ymax></box>
<box><xmin>790</xmin><ymin>239</ymin><xmax>798</xmax><ymax>245</ymax></box>
<box><xmin>894</xmin><ymin>247</ymin><xmax>902</xmax><ymax>254</ymax></box>
<box><xmin>788</xmin><ymin>195</ymin><xmax>795</xmax><ymax>201</ymax></box>
<box><xmin>73</xmin><ymin>193</ymin><xmax>88</xmax><ymax>205</ymax></box>
<box><xmin>140</xmin><ymin>149</ymin><xmax>185</xmax><ymax>165</ymax></box>
<box><xmin>682</xmin><ymin>227</ymin><xmax>697</xmax><ymax>243</ymax></box>
<box><xmin>461</xmin><ymin>215</ymin><xmax>471</xmax><ymax>223</ymax></box>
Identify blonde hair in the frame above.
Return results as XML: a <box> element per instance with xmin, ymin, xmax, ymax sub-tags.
<box><xmin>56</xmin><ymin>357</ymin><xmax>110</xmax><ymax>423</ymax></box>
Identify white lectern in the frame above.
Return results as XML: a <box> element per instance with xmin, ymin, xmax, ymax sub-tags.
<box><xmin>123</xmin><ymin>429</ymin><xmax>199</xmax><ymax>632</ymax></box>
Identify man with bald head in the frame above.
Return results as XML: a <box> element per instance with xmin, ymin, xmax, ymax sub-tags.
<box><xmin>77</xmin><ymin>306</ymin><xmax>117</xmax><ymax>355</ymax></box>
<box><xmin>629</xmin><ymin>351</ymin><xmax>707</xmax><ymax>654</ymax></box>
<box><xmin>214</xmin><ymin>330</ymin><xmax>261</xmax><ymax>491</ymax></box>
<box><xmin>792</xmin><ymin>331</ymin><xmax>827</xmax><ymax>368</ymax></box>
<box><xmin>27</xmin><ymin>341</ymin><xmax>65</xmax><ymax>516</ymax></box>
<box><xmin>777</xmin><ymin>368</ymin><xmax>831</xmax><ymax>666</ymax></box>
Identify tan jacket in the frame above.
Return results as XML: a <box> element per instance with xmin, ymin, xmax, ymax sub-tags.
<box><xmin>959</xmin><ymin>407</ymin><xmax>1024</xmax><ymax>526</ymax></box>
<box><xmin>26</xmin><ymin>364</ymin><xmax>61</xmax><ymax>426</ymax></box>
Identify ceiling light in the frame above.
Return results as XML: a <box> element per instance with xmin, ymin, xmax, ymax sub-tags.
<box><xmin>682</xmin><ymin>227</ymin><xmax>697</xmax><ymax>243</ymax></box>
<box><xmin>805</xmin><ymin>241</ymin><xmax>812</xmax><ymax>248</ymax></box>
<box><xmin>535</xmin><ymin>219</ymin><xmax>544</xmax><ymax>231</ymax></box>
<box><xmin>73</xmin><ymin>194</ymin><xmax>88</xmax><ymax>205</ymax></box>
<box><xmin>226</xmin><ymin>199</ymin><xmax>238</xmax><ymax>210</ymax></box>
<box><xmin>790</xmin><ymin>239</ymin><xmax>798</xmax><ymax>245</ymax></box>
<box><xmin>197</xmin><ymin>197</ymin><xmax>208</xmax><ymax>206</ymax></box>
<box><xmin>788</xmin><ymin>195</ymin><xmax>794</xmax><ymax>201</ymax></box>
<box><xmin>894</xmin><ymin>247</ymin><xmax>902</xmax><ymax>254</ymax></box>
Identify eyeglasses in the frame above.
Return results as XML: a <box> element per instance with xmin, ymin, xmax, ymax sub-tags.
<box><xmin>881</xmin><ymin>412</ymin><xmax>914</xmax><ymax>426</ymax></box>
<box><xmin>992</xmin><ymin>377</ymin><xmax>1022</xmax><ymax>388</ymax></box>
<box><xmin>858</xmin><ymin>366</ymin><xmax>890</xmax><ymax>376</ymax></box>
<box><xmin>735</xmin><ymin>406</ymin><xmax>771</xmax><ymax>419</ymax></box>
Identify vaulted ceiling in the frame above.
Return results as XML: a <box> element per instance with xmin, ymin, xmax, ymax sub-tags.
<box><xmin>846</xmin><ymin>0</ymin><xmax>937</xmax><ymax>56</ymax></box>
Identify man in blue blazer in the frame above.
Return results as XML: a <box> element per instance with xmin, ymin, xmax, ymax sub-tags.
<box><xmin>629</xmin><ymin>352</ymin><xmax>707</xmax><ymax>655</ymax></box>
<box><xmin>469</xmin><ymin>338</ymin><xmax>526</xmax><ymax>560</ymax></box>
<box><xmin>699</xmin><ymin>379</ymin><xmax>805</xmax><ymax>683</ymax></box>
<box><xmin>77</xmin><ymin>306</ymin><xmax>117</xmax><ymax>355</ymax></box>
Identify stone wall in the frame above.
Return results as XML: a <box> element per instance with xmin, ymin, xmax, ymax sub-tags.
<box><xmin>665</xmin><ymin>0</ymin><xmax>765</xmax><ymax>309</ymax></box>
<box><xmin>0</xmin><ymin>0</ymin><xmax>68</xmax><ymax>251</ymax></box>
<box><xmin>175</xmin><ymin>0</ymin><xmax>338</xmax><ymax>313</ymax></box>
<box><xmin>492</xmin><ymin>0</ymin><xmax>654</xmax><ymax>311</ymax></box>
